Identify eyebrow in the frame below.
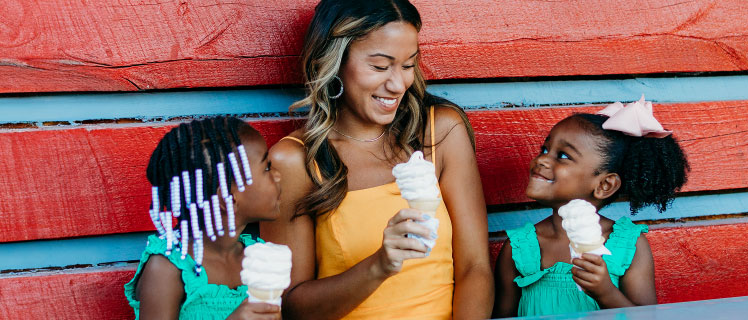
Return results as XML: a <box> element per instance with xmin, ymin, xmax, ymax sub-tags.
<box><xmin>559</xmin><ymin>139</ymin><xmax>581</xmax><ymax>157</ymax></box>
<box><xmin>368</xmin><ymin>50</ymin><xmax>419</xmax><ymax>60</ymax></box>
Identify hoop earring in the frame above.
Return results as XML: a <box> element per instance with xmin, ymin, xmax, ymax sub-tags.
<box><xmin>328</xmin><ymin>75</ymin><xmax>344</xmax><ymax>99</ymax></box>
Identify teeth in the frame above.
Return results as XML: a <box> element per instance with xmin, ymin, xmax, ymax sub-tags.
<box><xmin>375</xmin><ymin>96</ymin><xmax>396</xmax><ymax>105</ymax></box>
<box><xmin>532</xmin><ymin>177</ymin><xmax>554</xmax><ymax>183</ymax></box>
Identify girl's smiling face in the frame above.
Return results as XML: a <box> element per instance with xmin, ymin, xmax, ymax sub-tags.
<box><xmin>525</xmin><ymin>117</ymin><xmax>607</xmax><ymax>209</ymax></box>
<box><xmin>337</xmin><ymin>21</ymin><xmax>419</xmax><ymax>126</ymax></box>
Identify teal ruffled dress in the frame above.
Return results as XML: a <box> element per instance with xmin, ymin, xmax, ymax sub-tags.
<box><xmin>508</xmin><ymin>217</ymin><xmax>647</xmax><ymax>316</ymax></box>
<box><xmin>124</xmin><ymin>234</ymin><xmax>263</xmax><ymax>320</ymax></box>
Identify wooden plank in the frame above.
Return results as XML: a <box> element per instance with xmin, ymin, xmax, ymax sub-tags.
<box><xmin>489</xmin><ymin>222</ymin><xmax>748</xmax><ymax>304</ymax></box>
<box><xmin>2</xmin><ymin>0</ymin><xmax>747</xmax><ymax>93</ymax></box>
<box><xmin>0</xmin><ymin>266</ymin><xmax>136</xmax><ymax>320</ymax></box>
<box><xmin>1</xmin><ymin>101</ymin><xmax>745</xmax><ymax>242</ymax></box>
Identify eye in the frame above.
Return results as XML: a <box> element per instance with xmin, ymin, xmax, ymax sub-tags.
<box><xmin>403</xmin><ymin>64</ymin><xmax>415</xmax><ymax>70</ymax></box>
<box><xmin>540</xmin><ymin>146</ymin><xmax>548</xmax><ymax>155</ymax></box>
<box><xmin>372</xmin><ymin>65</ymin><xmax>388</xmax><ymax>71</ymax></box>
<box><xmin>558</xmin><ymin>151</ymin><xmax>571</xmax><ymax>160</ymax></box>
<box><xmin>265</xmin><ymin>160</ymin><xmax>272</xmax><ymax>172</ymax></box>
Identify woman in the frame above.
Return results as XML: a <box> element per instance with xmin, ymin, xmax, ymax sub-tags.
<box><xmin>261</xmin><ymin>1</ymin><xmax>493</xmax><ymax>318</ymax></box>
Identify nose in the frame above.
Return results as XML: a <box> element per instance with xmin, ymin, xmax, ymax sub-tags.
<box><xmin>534</xmin><ymin>153</ymin><xmax>551</xmax><ymax>169</ymax></box>
<box><xmin>385</xmin><ymin>68</ymin><xmax>407</xmax><ymax>94</ymax></box>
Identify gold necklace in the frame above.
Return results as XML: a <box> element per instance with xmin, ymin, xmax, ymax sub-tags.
<box><xmin>332</xmin><ymin>127</ymin><xmax>386</xmax><ymax>142</ymax></box>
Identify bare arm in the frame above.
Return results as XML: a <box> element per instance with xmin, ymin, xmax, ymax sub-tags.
<box><xmin>434</xmin><ymin>107</ymin><xmax>494</xmax><ymax>319</ymax></box>
<box><xmin>260</xmin><ymin>137</ymin><xmax>431</xmax><ymax>320</ymax></box>
<box><xmin>493</xmin><ymin>239</ymin><xmax>521</xmax><ymax>318</ymax></box>
<box><xmin>136</xmin><ymin>255</ymin><xmax>184</xmax><ymax>320</ymax></box>
<box><xmin>571</xmin><ymin>234</ymin><xmax>657</xmax><ymax>308</ymax></box>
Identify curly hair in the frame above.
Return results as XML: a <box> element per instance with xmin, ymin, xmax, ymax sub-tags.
<box><xmin>570</xmin><ymin>113</ymin><xmax>690</xmax><ymax>214</ymax></box>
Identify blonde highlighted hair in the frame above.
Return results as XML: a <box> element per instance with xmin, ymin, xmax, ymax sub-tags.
<box><xmin>292</xmin><ymin>0</ymin><xmax>474</xmax><ymax>219</ymax></box>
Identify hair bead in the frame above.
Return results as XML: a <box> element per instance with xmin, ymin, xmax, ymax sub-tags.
<box><xmin>217</xmin><ymin>162</ymin><xmax>230</xmax><ymax>199</ymax></box>
<box><xmin>151</xmin><ymin>186</ymin><xmax>160</xmax><ymax>212</ymax></box>
<box><xmin>211</xmin><ymin>195</ymin><xmax>224</xmax><ymax>236</ymax></box>
<box><xmin>189</xmin><ymin>203</ymin><xmax>200</xmax><ymax>240</ymax></box>
<box><xmin>180</xmin><ymin>220</ymin><xmax>189</xmax><ymax>260</ymax></box>
<box><xmin>194</xmin><ymin>232</ymin><xmax>204</xmax><ymax>276</ymax></box>
<box><xmin>202</xmin><ymin>200</ymin><xmax>216</xmax><ymax>241</ymax></box>
<box><xmin>228</xmin><ymin>152</ymin><xmax>245</xmax><ymax>192</ymax></box>
<box><xmin>162</xmin><ymin>211</ymin><xmax>174</xmax><ymax>256</ymax></box>
<box><xmin>171</xmin><ymin>176</ymin><xmax>181</xmax><ymax>217</ymax></box>
<box><xmin>150</xmin><ymin>210</ymin><xmax>165</xmax><ymax>236</ymax></box>
<box><xmin>195</xmin><ymin>169</ymin><xmax>204</xmax><ymax>208</ymax></box>
<box><xmin>225</xmin><ymin>195</ymin><xmax>236</xmax><ymax>237</ymax></box>
<box><xmin>237</xmin><ymin>145</ymin><xmax>253</xmax><ymax>185</ymax></box>
<box><xmin>182</xmin><ymin>171</ymin><xmax>192</xmax><ymax>205</ymax></box>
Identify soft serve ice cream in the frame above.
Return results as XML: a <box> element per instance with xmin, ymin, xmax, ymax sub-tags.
<box><xmin>392</xmin><ymin>151</ymin><xmax>440</xmax><ymax>250</ymax></box>
<box><xmin>240</xmin><ymin>242</ymin><xmax>292</xmax><ymax>306</ymax></box>
<box><xmin>558</xmin><ymin>199</ymin><xmax>612</xmax><ymax>256</ymax></box>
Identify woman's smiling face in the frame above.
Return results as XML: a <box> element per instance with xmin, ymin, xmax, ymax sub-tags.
<box><xmin>525</xmin><ymin>117</ymin><xmax>607</xmax><ymax>209</ymax></box>
<box><xmin>338</xmin><ymin>21</ymin><xmax>419</xmax><ymax>126</ymax></box>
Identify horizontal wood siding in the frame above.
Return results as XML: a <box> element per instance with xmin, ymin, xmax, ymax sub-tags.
<box><xmin>1</xmin><ymin>101</ymin><xmax>745</xmax><ymax>242</ymax></box>
<box><xmin>0</xmin><ymin>266</ymin><xmax>136</xmax><ymax>320</ymax></box>
<box><xmin>2</xmin><ymin>0</ymin><xmax>747</xmax><ymax>93</ymax></box>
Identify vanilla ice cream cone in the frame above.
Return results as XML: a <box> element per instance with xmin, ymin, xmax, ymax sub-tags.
<box><xmin>570</xmin><ymin>236</ymin><xmax>606</xmax><ymax>255</ymax></box>
<box><xmin>247</xmin><ymin>287</ymin><xmax>284</xmax><ymax>304</ymax></box>
<box><xmin>407</xmin><ymin>198</ymin><xmax>441</xmax><ymax>218</ymax></box>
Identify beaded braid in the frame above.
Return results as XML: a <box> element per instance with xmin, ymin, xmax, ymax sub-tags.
<box><xmin>145</xmin><ymin>116</ymin><xmax>257</xmax><ymax>276</ymax></box>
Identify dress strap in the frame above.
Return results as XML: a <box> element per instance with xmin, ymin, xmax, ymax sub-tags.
<box><xmin>506</xmin><ymin>223</ymin><xmax>542</xmax><ymax>276</ymax></box>
<box><xmin>605</xmin><ymin>217</ymin><xmax>648</xmax><ymax>276</ymax></box>
<box><xmin>429</xmin><ymin>105</ymin><xmax>436</xmax><ymax>165</ymax></box>
<box><xmin>279</xmin><ymin>135</ymin><xmax>323</xmax><ymax>180</ymax></box>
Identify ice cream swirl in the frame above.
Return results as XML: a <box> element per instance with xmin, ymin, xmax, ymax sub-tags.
<box><xmin>392</xmin><ymin>151</ymin><xmax>440</xmax><ymax>200</ymax></box>
<box><xmin>558</xmin><ymin>199</ymin><xmax>602</xmax><ymax>245</ymax></box>
<box><xmin>240</xmin><ymin>242</ymin><xmax>292</xmax><ymax>290</ymax></box>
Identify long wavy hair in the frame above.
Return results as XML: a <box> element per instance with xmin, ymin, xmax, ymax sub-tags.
<box><xmin>292</xmin><ymin>0</ymin><xmax>475</xmax><ymax>219</ymax></box>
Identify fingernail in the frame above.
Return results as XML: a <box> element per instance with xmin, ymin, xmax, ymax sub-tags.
<box><xmin>430</xmin><ymin>232</ymin><xmax>438</xmax><ymax>239</ymax></box>
<box><xmin>422</xmin><ymin>214</ymin><xmax>431</xmax><ymax>220</ymax></box>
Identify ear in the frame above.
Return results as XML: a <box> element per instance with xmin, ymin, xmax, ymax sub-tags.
<box><xmin>593</xmin><ymin>173</ymin><xmax>621</xmax><ymax>201</ymax></box>
<box><xmin>217</xmin><ymin>187</ymin><xmax>239</xmax><ymax>211</ymax></box>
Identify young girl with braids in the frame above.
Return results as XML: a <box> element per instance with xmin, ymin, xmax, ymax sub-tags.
<box><xmin>124</xmin><ymin>116</ymin><xmax>282</xmax><ymax>320</ymax></box>
<box><xmin>493</xmin><ymin>97</ymin><xmax>690</xmax><ymax>317</ymax></box>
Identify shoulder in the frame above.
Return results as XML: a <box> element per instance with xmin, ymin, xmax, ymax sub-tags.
<box><xmin>432</xmin><ymin>105</ymin><xmax>470</xmax><ymax>137</ymax></box>
<box><xmin>269</xmin><ymin>129</ymin><xmax>307</xmax><ymax>172</ymax></box>
<box><xmin>135</xmin><ymin>254</ymin><xmax>185</xmax><ymax>318</ymax></box>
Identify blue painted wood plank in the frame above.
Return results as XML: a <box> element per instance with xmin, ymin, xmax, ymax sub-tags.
<box><xmin>501</xmin><ymin>296</ymin><xmax>748</xmax><ymax>320</ymax></box>
<box><xmin>2</xmin><ymin>192</ymin><xmax>746</xmax><ymax>270</ymax></box>
<box><xmin>488</xmin><ymin>191</ymin><xmax>748</xmax><ymax>233</ymax></box>
<box><xmin>2</xmin><ymin>75</ymin><xmax>748</xmax><ymax>123</ymax></box>
<box><xmin>0</xmin><ymin>232</ymin><xmax>150</xmax><ymax>271</ymax></box>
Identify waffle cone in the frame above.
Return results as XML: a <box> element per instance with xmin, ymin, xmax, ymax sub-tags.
<box><xmin>570</xmin><ymin>236</ymin><xmax>606</xmax><ymax>255</ymax></box>
<box><xmin>247</xmin><ymin>287</ymin><xmax>283</xmax><ymax>303</ymax></box>
<box><xmin>407</xmin><ymin>198</ymin><xmax>440</xmax><ymax>217</ymax></box>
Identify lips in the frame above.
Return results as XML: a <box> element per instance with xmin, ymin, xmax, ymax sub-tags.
<box><xmin>373</xmin><ymin>95</ymin><xmax>399</xmax><ymax>111</ymax></box>
<box><xmin>530</xmin><ymin>168</ymin><xmax>554</xmax><ymax>183</ymax></box>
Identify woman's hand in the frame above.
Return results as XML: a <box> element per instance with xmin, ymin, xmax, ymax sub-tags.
<box><xmin>373</xmin><ymin>208</ymin><xmax>432</xmax><ymax>278</ymax></box>
<box><xmin>226</xmin><ymin>300</ymin><xmax>281</xmax><ymax>320</ymax></box>
<box><xmin>571</xmin><ymin>253</ymin><xmax>617</xmax><ymax>300</ymax></box>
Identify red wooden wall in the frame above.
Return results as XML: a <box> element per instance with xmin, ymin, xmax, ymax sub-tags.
<box><xmin>1</xmin><ymin>0</ymin><xmax>747</xmax><ymax>92</ymax></box>
<box><xmin>1</xmin><ymin>0</ymin><xmax>747</xmax><ymax>319</ymax></box>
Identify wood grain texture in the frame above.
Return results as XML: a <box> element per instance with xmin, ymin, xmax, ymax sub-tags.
<box><xmin>2</xmin><ymin>0</ymin><xmax>747</xmax><ymax>93</ymax></box>
<box><xmin>0</xmin><ymin>101</ymin><xmax>745</xmax><ymax>242</ymax></box>
<box><xmin>0</xmin><ymin>266</ymin><xmax>136</xmax><ymax>320</ymax></box>
<box><xmin>489</xmin><ymin>222</ymin><xmax>748</xmax><ymax>304</ymax></box>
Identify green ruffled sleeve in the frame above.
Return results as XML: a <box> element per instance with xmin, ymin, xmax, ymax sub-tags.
<box><xmin>604</xmin><ymin>217</ymin><xmax>648</xmax><ymax>276</ymax></box>
<box><xmin>507</xmin><ymin>223</ymin><xmax>552</xmax><ymax>287</ymax></box>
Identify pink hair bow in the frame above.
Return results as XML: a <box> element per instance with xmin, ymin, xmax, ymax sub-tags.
<box><xmin>596</xmin><ymin>95</ymin><xmax>672</xmax><ymax>138</ymax></box>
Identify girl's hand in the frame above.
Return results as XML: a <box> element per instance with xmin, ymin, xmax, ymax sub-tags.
<box><xmin>374</xmin><ymin>208</ymin><xmax>432</xmax><ymax>278</ymax></box>
<box><xmin>226</xmin><ymin>300</ymin><xmax>281</xmax><ymax>320</ymax></box>
<box><xmin>571</xmin><ymin>253</ymin><xmax>617</xmax><ymax>300</ymax></box>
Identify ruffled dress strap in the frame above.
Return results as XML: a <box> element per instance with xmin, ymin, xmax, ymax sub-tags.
<box><xmin>507</xmin><ymin>223</ymin><xmax>551</xmax><ymax>287</ymax></box>
<box><xmin>124</xmin><ymin>234</ymin><xmax>263</xmax><ymax>319</ymax></box>
<box><xmin>604</xmin><ymin>217</ymin><xmax>648</xmax><ymax>277</ymax></box>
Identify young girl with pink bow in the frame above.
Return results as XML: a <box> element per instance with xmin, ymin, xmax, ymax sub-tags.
<box><xmin>493</xmin><ymin>96</ymin><xmax>690</xmax><ymax>317</ymax></box>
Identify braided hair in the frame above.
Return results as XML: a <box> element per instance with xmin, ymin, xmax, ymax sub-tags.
<box><xmin>570</xmin><ymin>113</ymin><xmax>690</xmax><ymax>214</ymax></box>
<box><xmin>145</xmin><ymin>116</ymin><xmax>257</xmax><ymax>275</ymax></box>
